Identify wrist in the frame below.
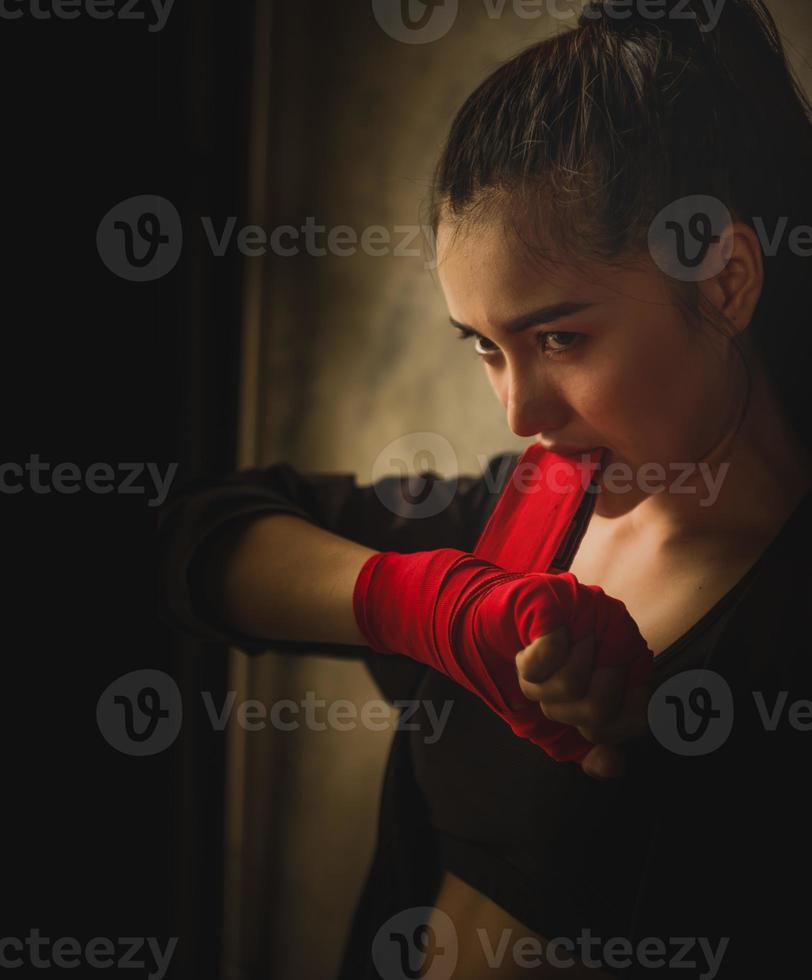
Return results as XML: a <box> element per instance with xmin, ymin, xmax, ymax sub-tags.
<box><xmin>352</xmin><ymin>547</ymin><xmax>475</xmax><ymax>656</ymax></box>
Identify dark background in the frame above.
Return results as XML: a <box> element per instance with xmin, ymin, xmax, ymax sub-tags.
<box><xmin>3</xmin><ymin>2</ymin><xmax>253</xmax><ymax>977</ymax></box>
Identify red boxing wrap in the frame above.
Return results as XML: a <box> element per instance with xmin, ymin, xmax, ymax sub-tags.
<box><xmin>352</xmin><ymin>550</ymin><xmax>651</xmax><ymax>762</ymax></box>
<box><xmin>351</xmin><ymin>444</ymin><xmax>654</xmax><ymax>763</ymax></box>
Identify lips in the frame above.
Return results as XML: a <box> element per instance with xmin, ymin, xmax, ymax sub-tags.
<box><xmin>542</xmin><ymin>441</ymin><xmax>599</xmax><ymax>457</ymax></box>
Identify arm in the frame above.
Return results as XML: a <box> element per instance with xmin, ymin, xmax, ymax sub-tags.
<box><xmin>156</xmin><ymin>452</ymin><xmax>521</xmax><ymax>653</ymax></box>
<box><xmin>204</xmin><ymin>512</ymin><xmax>374</xmax><ymax>646</ymax></box>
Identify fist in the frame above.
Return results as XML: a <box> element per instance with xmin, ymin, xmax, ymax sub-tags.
<box><xmin>514</xmin><ymin>624</ymin><xmax>653</xmax><ymax>779</ymax></box>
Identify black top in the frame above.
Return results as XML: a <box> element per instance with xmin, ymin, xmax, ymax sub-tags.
<box><xmin>157</xmin><ymin>452</ymin><xmax>812</xmax><ymax>979</ymax></box>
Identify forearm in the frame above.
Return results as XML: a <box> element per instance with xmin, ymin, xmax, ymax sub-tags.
<box><xmin>199</xmin><ymin>513</ymin><xmax>376</xmax><ymax>646</ymax></box>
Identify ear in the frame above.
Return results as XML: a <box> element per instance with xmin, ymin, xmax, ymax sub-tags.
<box><xmin>698</xmin><ymin>220</ymin><xmax>764</xmax><ymax>336</ymax></box>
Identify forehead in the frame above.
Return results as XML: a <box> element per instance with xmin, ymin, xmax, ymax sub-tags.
<box><xmin>435</xmin><ymin>215</ymin><xmax>670</xmax><ymax>326</ymax></box>
<box><xmin>436</xmin><ymin>217</ymin><xmax>591</xmax><ymax>319</ymax></box>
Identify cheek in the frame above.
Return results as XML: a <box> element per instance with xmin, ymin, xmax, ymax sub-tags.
<box><xmin>570</xmin><ymin>337</ymin><xmax>690</xmax><ymax>430</ymax></box>
<box><xmin>607</xmin><ymin>330</ymin><xmax>697</xmax><ymax>414</ymax></box>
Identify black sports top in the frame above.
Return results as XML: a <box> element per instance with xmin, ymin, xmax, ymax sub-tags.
<box><xmin>410</xmin><ymin>477</ymin><xmax>756</xmax><ymax>949</ymax></box>
<box><xmin>156</xmin><ymin>449</ymin><xmax>812</xmax><ymax>979</ymax></box>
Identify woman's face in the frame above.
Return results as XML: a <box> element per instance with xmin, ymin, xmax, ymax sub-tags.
<box><xmin>435</xmin><ymin>217</ymin><xmax>741</xmax><ymax>472</ymax></box>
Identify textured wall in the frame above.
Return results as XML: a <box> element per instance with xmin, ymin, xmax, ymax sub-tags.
<box><xmin>230</xmin><ymin>3</ymin><xmax>812</xmax><ymax>978</ymax></box>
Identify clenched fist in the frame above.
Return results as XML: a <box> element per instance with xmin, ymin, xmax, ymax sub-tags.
<box><xmin>515</xmin><ymin>624</ymin><xmax>653</xmax><ymax>779</ymax></box>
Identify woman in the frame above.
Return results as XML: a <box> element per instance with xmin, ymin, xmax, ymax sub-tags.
<box><xmin>158</xmin><ymin>1</ymin><xmax>812</xmax><ymax>976</ymax></box>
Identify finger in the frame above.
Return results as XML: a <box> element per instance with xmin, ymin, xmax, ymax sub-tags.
<box><xmin>576</xmin><ymin>682</ymin><xmax>652</xmax><ymax>746</ymax></box>
<box><xmin>580</xmin><ymin>743</ymin><xmax>626</xmax><ymax>780</ymax></box>
<box><xmin>506</xmin><ymin>630</ymin><xmax>569</xmax><ymax>710</ymax></box>
<box><xmin>527</xmin><ymin>632</ymin><xmax>600</xmax><ymax>706</ymax></box>
<box><xmin>515</xmin><ymin>625</ymin><xmax>569</xmax><ymax>689</ymax></box>
<box><xmin>539</xmin><ymin>659</ymin><xmax>627</xmax><ymax>728</ymax></box>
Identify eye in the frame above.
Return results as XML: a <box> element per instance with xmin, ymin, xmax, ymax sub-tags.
<box><xmin>453</xmin><ymin>326</ymin><xmax>582</xmax><ymax>357</ymax></box>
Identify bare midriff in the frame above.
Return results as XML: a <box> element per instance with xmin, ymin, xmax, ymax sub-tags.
<box><xmin>424</xmin><ymin>871</ymin><xmax>616</xmax><ymax>977</ymax></box>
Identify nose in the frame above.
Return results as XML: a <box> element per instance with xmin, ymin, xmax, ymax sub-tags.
<box><xmin>503</xmin><ymin>364</ymin><xmax>564</xmax><ymax>439</ymax></box>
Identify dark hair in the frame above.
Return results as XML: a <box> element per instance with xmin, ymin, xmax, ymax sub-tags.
<box><xmin>424</xmin><ymin>0</ymin><xmax>812</xmax><ymax>452</ymax></box>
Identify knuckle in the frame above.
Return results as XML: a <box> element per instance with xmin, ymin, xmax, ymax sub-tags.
<box><xmin>519</xmin><ymin>660</ymin><xmax>549</xmax><ymax>685</ymax></box>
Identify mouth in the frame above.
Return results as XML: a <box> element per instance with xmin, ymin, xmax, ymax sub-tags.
<box><xmin>551</xmin><ymin>446</ymin><xmax>587</xmax><ymax>456</ymax></box>
<box><xmin>537</xmin><ymin>438</ymin><xmax>601</xmax><ymax>457</ymax></box>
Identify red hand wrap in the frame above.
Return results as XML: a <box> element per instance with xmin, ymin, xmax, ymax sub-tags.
<box><xmin>352</xmin><ymin>547</ymin><xmax>652</xmax><ymax>763</ymax></box>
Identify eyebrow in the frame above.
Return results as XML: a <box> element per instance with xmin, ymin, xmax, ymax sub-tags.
<box><xmin>448</xmin><ymin>301</ymin><xmax>596</xmax><ymax>335</ymax></box>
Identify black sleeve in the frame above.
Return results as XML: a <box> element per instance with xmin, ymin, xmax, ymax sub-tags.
<box><xmin>155</xmin><ymin>451</ymin><xmax>520</xmax><ymax>699</ymax></box>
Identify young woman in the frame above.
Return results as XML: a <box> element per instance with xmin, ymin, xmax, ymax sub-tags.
<box><xmin>158</xmin><ymin>1</ymin><xmax>812</xmax><ymax>976</ymax></box>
